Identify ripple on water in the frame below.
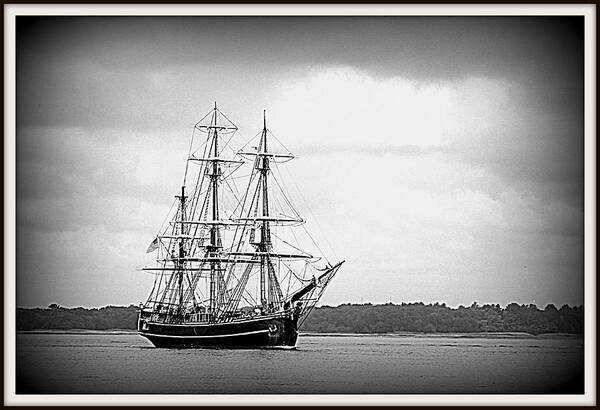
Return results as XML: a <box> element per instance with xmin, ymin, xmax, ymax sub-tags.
<box><xmin>16</xmin><ymin>333</ymin><xmax>584</xmax><ymax>395</ymax></box>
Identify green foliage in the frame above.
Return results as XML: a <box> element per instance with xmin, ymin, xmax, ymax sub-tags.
<box><xmin>17</xmin><ymin>305</ymin><xmax>140</xmax><ymax>331</ymax></box>
<box><xmin>302</xmin><ymin>302</ymin><xmax>583</xmax><ymax>335</ymax></box>
<box><xmin>16</xmin><ymin>302</ymin><xmax>584</xmax><ymax>335</ymax></box>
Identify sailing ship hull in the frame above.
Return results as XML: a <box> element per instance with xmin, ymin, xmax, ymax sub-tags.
<box><xmin>138</xmin><ymin>313</ymin><xmax>298</xmax><ymax>348</ymax></box>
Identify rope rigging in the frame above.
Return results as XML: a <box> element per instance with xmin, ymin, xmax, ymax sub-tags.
<box><xmin>140</xmin><ymin>103</ymin><xmax>341</xmax><ymax>326</ymax></box>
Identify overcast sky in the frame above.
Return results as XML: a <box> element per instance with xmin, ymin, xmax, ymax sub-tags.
<box><xmin>16</xmin><ymin>16</ymin><xmax>584</xmax><ymax>309</ymax></box>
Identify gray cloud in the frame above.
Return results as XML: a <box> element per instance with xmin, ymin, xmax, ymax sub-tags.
<box><xmin>15</xmin><ymin>16</ymin><xmax>584</xmax><ymax>308</ymax></box>
<box><xmin>17</xmin><ymin>17</ymin><xmax>582</xmax><ymax>125</ymax></box>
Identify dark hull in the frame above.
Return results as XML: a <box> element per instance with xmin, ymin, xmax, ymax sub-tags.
<box><xmin>138</xmin><ymin>313</ymin><xmax>298</xmax><ymax>348</ymax></box>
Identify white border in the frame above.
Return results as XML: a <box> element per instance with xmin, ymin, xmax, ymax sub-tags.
<box><xmin>4</xmin><ymin>4</ymin><xmax>596</xmax><ymax>406</ymax></box>
<box><xmin>4</xmin><ymin>3</ymin><xmax>17</xmax><ymax>406</ymax></box>
<box><xmin>0</xmin><ymin>4</ymin><xmax>597</xmax><ymax>16</ymax></box>
<box><xmin>583</xmin><ymin>4</ymin><xmax>597</xmax><ymax>406</ymax></box>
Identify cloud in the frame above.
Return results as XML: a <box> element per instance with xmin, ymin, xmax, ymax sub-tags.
<box><xmin>270</xmin><ymin>67</ymin><xmax>457</xmax><ymax>150</ymax></box>
<box><xmin>270</xmin><ymin>67</ymin><xmax>582</xmax><ymax>207</ymax></box>
<box><xmin>265</xmin><ymin>67</ymin><xmax>582</xmax><ymax>307</ymax></box>
<box><xmin>17</xmin><ymin>225</ymin><xmax>157</xmax><ymax>307</ymax></box>
<box><xmin>15</xmin><ymin>18</ymin><xmax>583</xmax><ymax>308</ymax></box>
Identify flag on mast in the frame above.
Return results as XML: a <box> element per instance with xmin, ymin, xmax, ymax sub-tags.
<box><xmin>146</xmin><ymin>237</ymin><xmax>159</xmax><ymax>253</ymax></box>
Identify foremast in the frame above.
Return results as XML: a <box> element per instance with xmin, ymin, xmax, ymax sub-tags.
<box><xmin>254</xmin><ymin>111</ymin><xmax>281</xmax><ymax>311</ymax></box>
<box><xmin>227</xmin><ymin>110</ymin><xmax>310</xmax><ymax>316</ymax></box>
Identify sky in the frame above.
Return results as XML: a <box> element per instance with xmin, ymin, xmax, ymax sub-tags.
<box><xmin>15</xmin><ymin>16</ymin><xmax>584</xmax><ymax>309</ymax></box>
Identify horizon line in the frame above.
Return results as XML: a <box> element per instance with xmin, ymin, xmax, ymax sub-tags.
<box><xmin>16</xmin><ymin>300</ymin><xmax>584</xmax><ymax>310</ymax></box>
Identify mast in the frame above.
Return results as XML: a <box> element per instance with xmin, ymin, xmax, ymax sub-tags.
<box><xmin>251</xmin><ymin>110</ymin><xmax>285</xmax><ymax>311</ymax></box>
<box><xmin>208</xmin><ymin>102</ymin><xmax>220</xmax><ymax>320</ymax></box>
<box><xmin>140</xmin><ymin>103</ymin><xmax>343</xmax><ymax>326</ymax></box>
<box><xmin>258</xmin><ymin>111</ymin><xmax>270</xmax><ymax>309</ymax></box>
<box><xmin>175</xmin><ymin>185</ymin><xmax>187</xmax><ymax>316</ymax></box>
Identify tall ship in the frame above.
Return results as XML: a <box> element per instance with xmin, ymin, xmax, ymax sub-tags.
<box><xmin>137</xmin><ymin>103</ymin><xmax>344</xmax><ymax>348</ymax></box>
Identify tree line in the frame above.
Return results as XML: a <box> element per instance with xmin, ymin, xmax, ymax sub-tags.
<box><xmin>16</xmin><ymin>302</ymin><xmax>583</xmax><ymax>335</ymax></box>
<box><xmin>302</xmin><ymin>302</ymin><xmax>583</xmax><ymax>335</ymax></box>
<box><xmin>17</xmin><ymin>304</ymin><xmax>140</xmax><ymax>331</ymax></box>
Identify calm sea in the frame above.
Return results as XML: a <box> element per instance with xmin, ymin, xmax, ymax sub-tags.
<box><xmin>16</xmin><ymin>332</ymin><xmax>583</xmax><ymax>394</ymax></box>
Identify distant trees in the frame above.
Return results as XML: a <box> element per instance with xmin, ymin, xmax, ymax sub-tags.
<box><xmin>17</xmin><ymin>305</ymin><xmax>139</xmax><ymax>331</ymax></box>
<box><xmin>302</xmin><ymin>302</ymin><xmax>583</xmax><ymax>335</ymax></box>
<box><xmin>16</xmin><ymin>302</ymin><xmax>584</xmax><ymax>335</ymax></box>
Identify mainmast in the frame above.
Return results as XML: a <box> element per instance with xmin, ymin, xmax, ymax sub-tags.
<box><xmin>145</xmin><ymin>102</ymin><xmax>240</xmax><ymax>323</ymax></box>
<box><xmin>258</xmin><ymin>111</ymin><xmax>271</xmax><ymax>309</ymax></box>
<box><xmin>207</xmin><ymin>102</ymin><xmax>222</xmax><ymax>320</ymax></box>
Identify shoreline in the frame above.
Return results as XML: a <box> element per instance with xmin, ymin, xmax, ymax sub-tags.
<box><xmin>300</xmin><ymin>331</ymin><xmax>582</xmax><ymax>339</ymax></box>
<box><xmin>17</xmin><ymin>329</ymin><xmax>582</xmax><ymax>339</ymax></box>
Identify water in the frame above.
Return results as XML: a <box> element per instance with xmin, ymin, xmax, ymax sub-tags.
<box><xmin>16</xmin><ymin>332</ymin><xmax>583</xmax><ymax>394</ymax></box>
